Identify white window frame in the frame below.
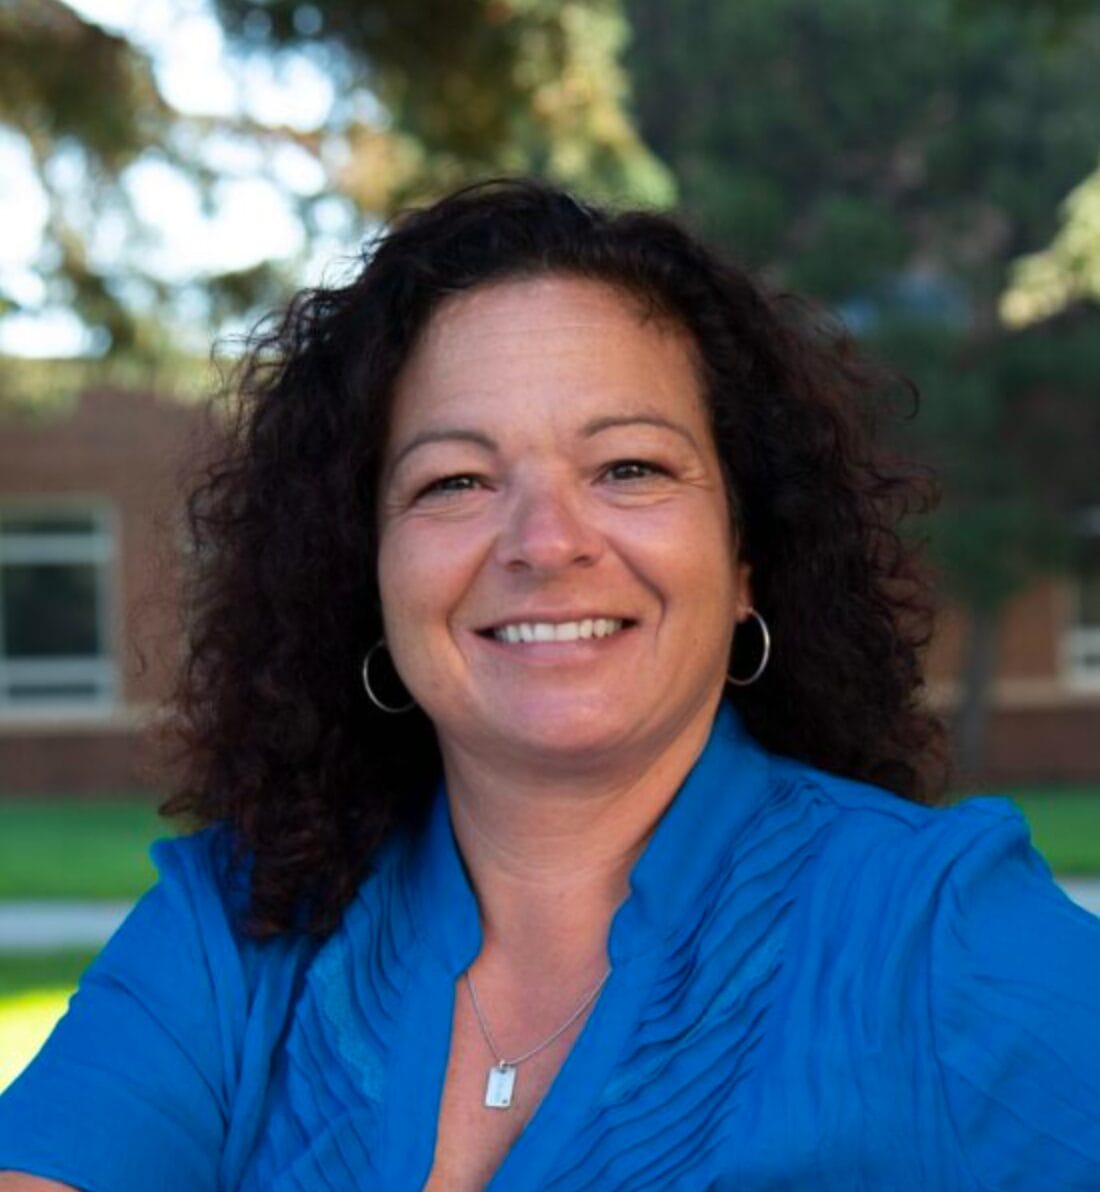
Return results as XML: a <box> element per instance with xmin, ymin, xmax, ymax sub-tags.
<box><xmin>1065</xmin><ymin>507</ymin><xmax>1100</xmax><ymax>689</ymax></box>
<box><xmin>0</xmin><ymin>499</ymin><xmax>119</xmax><ymax>716</ymax></box>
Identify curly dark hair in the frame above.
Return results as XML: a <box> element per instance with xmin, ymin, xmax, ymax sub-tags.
<box><xmin>162</xmin><ymin>178</ymin><xmax>946</xmax><ymax>938</ymax></box>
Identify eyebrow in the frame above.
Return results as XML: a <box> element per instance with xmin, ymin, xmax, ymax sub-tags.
<box><xmin>582</xmin><ymin>414</ymin><xmax>700</xmax><ymax>449</ymax></box>
<box><xmin>388</xmin><ymin>412</ymin><xmax>700</xmax><ymax>474</ymax></box>
<box><xmin>388</xmin><ymin>428</ymin><xmax>499</xmax><ymax>472</ymax></box>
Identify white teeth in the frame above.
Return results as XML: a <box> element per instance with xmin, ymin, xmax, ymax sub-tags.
<box><xmin>491</xmin><ymin>618</ymin><xmax>626</xmax><ymax>643</ymax></box>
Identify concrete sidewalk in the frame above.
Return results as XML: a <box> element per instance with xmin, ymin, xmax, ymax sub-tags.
<box><xmin>1</xmin><ymin>880</ymin><xmax>1099</xmax><ymax>952</ymax></box>
<box><xmin>1059</xmin><ymin>878</ymin><xmax>1100</xmax><ymax>916</ymax></box>
<box><xmin>0</xmin><ymin>901</ymin><xmax>132</xmax><ymax>951</ymax></box>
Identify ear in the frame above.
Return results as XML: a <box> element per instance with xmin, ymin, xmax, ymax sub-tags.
<box><xmin>733</xmin><ymin>558</ymin><xmax>754</xmax><ymax>621</ymax></box>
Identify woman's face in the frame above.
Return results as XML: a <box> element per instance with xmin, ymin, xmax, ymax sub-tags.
<box><xmin>377</xmin><ymin>275</ymin><xmax>752</xmax><ymax>774</ymax></box>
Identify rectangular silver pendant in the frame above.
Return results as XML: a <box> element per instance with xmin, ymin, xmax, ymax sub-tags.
<box><xmin>484</xmin><ymin>1063</ymin><xmax>516</xmax><ymax>1109</ymax></box>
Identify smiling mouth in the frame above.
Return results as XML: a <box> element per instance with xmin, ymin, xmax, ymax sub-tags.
<box><xmin>480</xmin><ymin>617</ymin><xmax>635</xmax><ymax>644</ymax></box>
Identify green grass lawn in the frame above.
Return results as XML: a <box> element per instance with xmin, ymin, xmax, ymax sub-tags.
<box><xmin>1001</xmin><ymin>788</ymin><xmax>1100</xmax><ymax>875</ymax></box>
<box><xmin>0</xmin><ymin>951</ymin><xmax>97</xmax><ymax>1093</ymax></box>
<box><xmin>0</xmin><ymin>797</ymin><xmax>168</xmax><ymax>900</ymax></box>
<box><xmin>0</xmin><ymin>987</ymin><xmax>74</xmax><ymax>1092</ymax></box>
<box><xmin>0</xmin><ymin>949</ymin><xmax>99</xmax><ymax>997</ymax></box>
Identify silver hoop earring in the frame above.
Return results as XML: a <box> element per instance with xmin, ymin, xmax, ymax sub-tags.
<box><xmin>727</xmin><ymin>608</ymin><xmax>771</xmax><ymax>687</ymax></box>
<box><xmin>362</xmin><ymin>639</ymin><xmax>416</xmax><ymax>714</ymax></box>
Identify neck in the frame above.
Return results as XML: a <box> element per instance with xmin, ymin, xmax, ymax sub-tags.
<box><xmin>440</xmin><ymin>708</ymin><xmax>717</xmax><ymax>975</ymax></box>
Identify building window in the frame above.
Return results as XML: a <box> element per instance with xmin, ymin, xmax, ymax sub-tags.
<box><xmin>1067</xmin><ymin>508</ymin><xmax>1100</xmax><ymax>684</ymax></box>
<box><xmin>0</xmin><ymin>504</ymin><xmax>117</xmax><ymax>710</ymax></box>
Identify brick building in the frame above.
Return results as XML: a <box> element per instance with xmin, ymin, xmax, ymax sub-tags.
<box><xmin>0</xmin><ymin>385</ymin><xmax>1097</xmax><ymax>794</ymax></box>
<box><xmin>0</xmin><ymin>387</ymin><xmax>201</xmax><ymax>795</ymax></box>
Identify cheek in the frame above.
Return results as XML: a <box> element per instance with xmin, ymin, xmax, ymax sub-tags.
<box><xmin>677</xmin><ymin>516</ymin><xmax>743</xmax><ymax>635</ymax></box>
<box><xmin>375</xmin><ymin>546</ymin><xmax>440</xmax><ymax>698</ymax></box>
<box><xmin>376</xmin><ymin>523</ymin><xmax>480</xmax><ymax>643</ymax></box>
<box><xmin>623</xmin><ymin>502</ymin><xmax>737</xmax><ymax>592</ymax></box>
<box><xmin>376</xmin><ymin>530</ymin><xmax>425</xmax><ymax>648</ymax></box>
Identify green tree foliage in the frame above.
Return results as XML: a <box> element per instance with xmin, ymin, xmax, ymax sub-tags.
<box><xmin>211</xmin><ymin>0</ymin><xmax>672</xmax><ymax>211</ymax></box>
<box><xmin>0</xmin><ymin>0</ymin><xmax>671</xmax><ymax>359</ymax></box>
<box><xmin>625</xmin><ymin>0</ymin><xmax>1100</xmax><ymax>775</ymax></box>
<box><xmin>1003</xmin><ymin>162</ymin><xmax>1100</xmax><ymax>326</ymax></box>
<box><xmin>627</xmin><ymin>0</ymin><xmax>1100</xmax><ymax>309</ymax></box>
<box><xmin>0</xmin><ymin>1</ymin><xmax>171</xmax><ymax>353</ymax></box>
<box><xmin>960</xmin><ymin>0</ymin><xmax>1100</xmax><ymax>330</ymax></box>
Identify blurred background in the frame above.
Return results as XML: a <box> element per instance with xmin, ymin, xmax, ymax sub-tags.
<box><xmin>1</xmin><ymin>0</ymin><xmax>1099</xmax><ymax>1087</ymax></box>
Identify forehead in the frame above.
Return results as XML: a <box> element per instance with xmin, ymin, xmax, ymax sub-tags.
<box><xmin>388</xmin><ymin>275</ymin><xmax>709</xmax><ymax>436</ymax></box>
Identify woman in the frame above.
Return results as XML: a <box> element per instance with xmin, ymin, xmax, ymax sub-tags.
<box><xmin>1</xmin><ymin>180</ymin><xmax>1098</xmax><ymax>1190</ymax></box>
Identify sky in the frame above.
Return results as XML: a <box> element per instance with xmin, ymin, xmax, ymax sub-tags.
<box><xmin>0</xmin><ymin>0</ymin><xmax>350</xmax><ymax>356</ymax></box>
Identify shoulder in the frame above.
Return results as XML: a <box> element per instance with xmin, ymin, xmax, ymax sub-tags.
<box><xmin>148</xmin><ymin>822</ymin><xmax>248</xmax><ymax>919</ymax></box>
<box><xmin>762</xmin><ymin>749</ymin><xmax>1098</xmax><ymax>976</ymax></box>
<box><xmin>756</xmin><ymin>753</ymin><xmax>1079</xmax><ymax>964</ymax></box>
<box><xmin>761</xmin><ymin>756</ymin><xmax>1100</xmax><ymax>1179</ymax></box>
<box><xmin>85</xmin><ymin>823</ymin><xmax>317</xmax><ymax>1046</ymax></box>
<box><xmin>767</xmin><ymin>752</ymin><xmax>1030</xmax><ymax>883</ymax></box>
<box><xmin>107</xmin><ymin>824</ymin><xmax>253</xmax><ymax>971</ymax></box>
<box><xmin>916</xmin><ymin>804</ymin><xmax>1100</xmax><ymax>1180</ymax></box>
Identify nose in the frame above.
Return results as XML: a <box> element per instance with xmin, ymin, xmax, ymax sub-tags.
<box><xmin>494</xmin><ymin>478</ymin><xmax>604</xmax><ymax>573</ymax></box>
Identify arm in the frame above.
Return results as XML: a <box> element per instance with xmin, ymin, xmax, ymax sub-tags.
<box><xmin>930</xmin><ymin>801</ymin><xmax>1100</xmax><ymax>1187</ymax></box>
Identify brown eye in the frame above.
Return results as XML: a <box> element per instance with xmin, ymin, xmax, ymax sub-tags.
<box><xmin>603</xmin><ymin>460</ymin><xmax>667</xmax><ymax>482</ymax></box>
<box><xmin>418</xmin><ymin>474</ymin><xmax>485</xmax><ymax>498</ymax></box>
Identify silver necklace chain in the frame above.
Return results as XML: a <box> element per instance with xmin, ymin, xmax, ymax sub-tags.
<box><xmin>465</xmin><ymin>966</ymin><xmax>611</xmax><ymax>1070</ymax></box>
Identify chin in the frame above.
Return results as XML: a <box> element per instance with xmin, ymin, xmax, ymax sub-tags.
<box><xmin>483</xmin><ymin>703</ymin><xmax>645</xmax><ymax>769</ymax></box>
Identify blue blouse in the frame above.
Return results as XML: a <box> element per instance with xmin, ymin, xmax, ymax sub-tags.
<box><xmin>2</xmin><ymin>706</ymin><xmax>1099</xmax><ymax>1189</ymax></box>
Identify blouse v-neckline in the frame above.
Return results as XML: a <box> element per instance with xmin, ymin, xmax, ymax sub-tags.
<box><xmin>381</xmin><ymin>705</ymin><xmax>774</xmax><ymax>1188</ymax></box>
